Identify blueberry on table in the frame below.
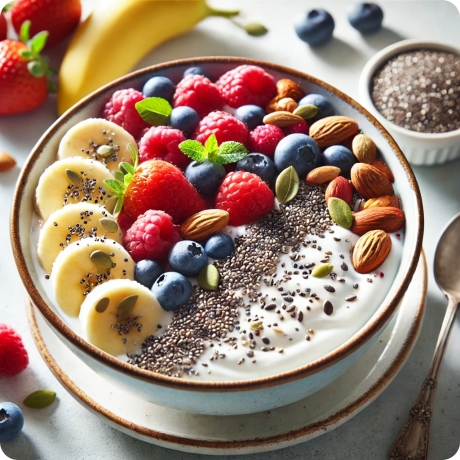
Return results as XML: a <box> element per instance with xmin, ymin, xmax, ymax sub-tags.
<box><xmin>183</xmin><ymin>66</ymin><xmax>212</xmax><ymax>81</ymax></box>
<box><xmin>322</xmin><ymin>145</ymin><xmax>357</xmax><ymax>177</ymax></box>
<box><xmin>170</xmin><ymin>106</ymin><xmax>200</xmax><ymax>137</ymax></box>
<box><xmin>274</xmin><ymin>133</ymin><xmax>321</xmax><ymax>177</ymax></box>
<box><xmin>348</xmin><ymin>3</ymin><xmax>384</xmax><ymax>34</ymax></box>
<box><xmin>134</xmin><ymin>259</ymin><xmax>164</xmax><ymax>289</ymax></box>
<box><xmin>142</xmin><ymin>76</ymin><xmax>176</xmax><ymax>103</ymax></box>
<box><xmin>152</xmin><ymin>272</ymin><xmax>192</xmax><ymax>312</ymax></box>
<box><xmin>235</xmin><ymin>105</ymin><xmax>266</xmax><ymax>131</ymax></box>
<box><xmin>168</xmin><ymin>240</ymin><xmax>208</xmax><ymax>277</ymax></box>
<box><xmin>298</xmin><ymin>94</ymin><xmax>335</xmax><ymax>123</ymax></box>
<box><xmin>0</xmin><ymin>402</ymin><xmax>24</xmax><ymax>442</ymax></box>
<box><xmin>294</xmin><ymin>9</ymin><xmax>335</xmax><ymax>46</ymax></box>
<box><xmin>205</xmin><ymin>233</ymin><xmax>234</xmax><ymax>259</ymax></box>
<box><xmin>185</xmin><ymin>160</ymin><xmax>226</xmax><ymax>197</ymax></box>
<box><xmin>236</xmin><ymin>153</ymin><xmax>276</xmax><ymax>184</ymax></box>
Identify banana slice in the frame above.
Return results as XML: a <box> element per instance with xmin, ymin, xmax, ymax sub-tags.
<box><xmin>58</xmin><ymin>118</ymin><xmax>135</xmax><ymax>172</ymax></box>
<box><xmin>38</xmin><ymin>203</ymin><xmax>123</xmax><ymax>274</ymax></box>
<box><xmin>36</xmin><ymin>157</ymin><xmax>114</xmax><ymax>221</ymax></box>
<box><xmin>51</xmin><ymin>238</ymin><xmax>135</xmax><ymax>317</ymax></box>
<box><xmin>79</xmin><ymin>279</ymin><xmax>167</xmax><ymax>356</ymax></box>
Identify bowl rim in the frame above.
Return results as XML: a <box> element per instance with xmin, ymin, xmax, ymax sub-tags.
<box><xmin>11</xmin><ymin>56</ymin><xmax>424</xmax><ymax>392</ymax></box>
<box><xmin>359</xmin><ymin>38</ymin><xmax>460</xmax><ymax>140</ymax></box>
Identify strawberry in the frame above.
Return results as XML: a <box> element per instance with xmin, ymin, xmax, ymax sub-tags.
<box><xmin>0</xmin><ymin>13</ymin><xmax>7</xmax><ymax>41</ymax></box>
<box><xmin>11</xmin><ymin>0</ymin><xmax>81</xmax><ymax>49</ymax></box>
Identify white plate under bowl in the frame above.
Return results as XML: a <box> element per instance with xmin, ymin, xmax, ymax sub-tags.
<box><xmin>27</xmin><ymin>253</ymin><xmax>427</xmax><ymax>455</ymax></box>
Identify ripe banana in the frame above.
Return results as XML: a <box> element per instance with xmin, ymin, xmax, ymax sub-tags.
<box><xmin>37</xmin><ymin>203</ymin><xmax>123</xmax><ymax>274</ymax></box>
<box><xmin>58</xmin><ymin>118</ymin><xmax>135</xmax><ymax>173</ymax></box>
<box><xmin>57</xmin><ymin>0</ymin><xmax>239</xmax><ymax>114</ymax></box>
<box><xmin>79</xmin><ymin>279</ymin><xmax>168</xmax><ymax>356</ymax></box>
<box><xmin>51</xmin><ymin>238</ymin><xmax>135</xmax><ymax>317</ymax></box>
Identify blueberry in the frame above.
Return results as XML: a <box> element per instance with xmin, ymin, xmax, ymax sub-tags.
<box><xmin>0</xmin><ymin>402</ymin><xmax>24</xmax><ymax>442</ymax></box>
<box><xmin>298</xmin><ymin>94</ymin><xmax>335</xmax><ymax>123</ymax></box>
<box><xmin>294</xmin><ymin>9</ymin><xmax>335</xmax><ymax>46</ymax></box>
<box><xmin>348</xmin><ymin>3</ymin><xmax>384</xmax><ymax>34</ymax></box>
<box><xmin>152</xmin><ymin>272</ymin><xmax>192</xmax><ymax>312</ymax></box>
<box><xmin>142</xmin><ymin>76</ymin><xmax>176</xmax><ymax>103</ymax></box>
<box><xmin>168</xmin><ymin>240</ymin><xmax>208</xmax><ymax>277</ymax></box>
<box><xmin>134</xmin><ymin>260</ymin><xmax>164</xmax><ymax>289</ymax></box>
<box><xmin>204</xmin><ymin>233</ymin><xmax>234</xmax><ymax>259</ymax></box>
<box><xmin>322</xmin><ymin>145</ymin><xmax>357</xmax><ymax>177</ymax></box>
<box><xmin>185</xmin><ymin>160</ymin><xmax>226</xmax><ymax>197</ymax></box>
<box><xmin>183</xmin><ymin>66</ymin><xmax>212</xmax><ymax>80</ymax></box>
<box><xmin>274</xmin><ymin>134</ymin><xmax>321</xmax><ymax>177</ymax></box>
<box><xmin>170</xmin><ymin>106</ymin><xmax>200</xmax><ymax>137</ymax></box>
<box><xmin>234</xmin><ymin>105</ymin><xmax>266</xmax><ymax>131</ymax></box>
<box><xmin>236</xmin><ymin>153</ymin><xmax>276</xmax><ymax>184</ymax></box>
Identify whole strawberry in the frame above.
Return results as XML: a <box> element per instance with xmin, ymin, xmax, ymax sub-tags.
<box><xmin>0</xmin><ymin>324</ymin><xmax>29</xmax><ymax>377</ymax></box>
<box><xmin>0</xmin><ymin>13</ymin><xmax>7</xmax><ymax>41</ymax></box>
<box><xmin>11</xmin><ymin>0</ymin><xmax>81</xmax><ymax>49</ymax></box>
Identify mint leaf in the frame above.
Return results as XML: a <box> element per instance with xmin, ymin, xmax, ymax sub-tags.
<box><xmin>20</xmin><ymin>20</ymin><xmax>31</xmax><ymax>44</ymax></box>
<box><xmin>119</xmin><ymin>162</ymin><xmax>134</xmax><ymax>176</ymax></box>
<box><xmin>114</xmin><ymin>170</ymin><xmax>124</xmax><ymax>183</ymax></box>
<box><xmin>215</xmin><ymin>141</ymin><xmax>248</xmax><ymax>164</ymax></box>
<box><xmin>205</xmin><ymin>134</ymin><xmax>218</xmax><ymax>156</ymax></box>
<box><xmin>179</xmin><ymin>140</ymin><xmax>207</xmax><ymax>162</ymax></box>
<box><xmin>104</xmin><ymin>179</ymin><xmax>126</xmax><ymax>194</ymax></box>
<box><xmin>135</xmin><ymin>97</ymin><xmax>172</xmax><ymax>126</ymax></box>
<box><xmin>128</xmin><ymin>144</ymin><xmax>139</xmax><ymax>170</ymax></box>
<box><xmin>30</xmin><ymin>31</ymin><xmax>49</xmax><ymax>55</ymax></box>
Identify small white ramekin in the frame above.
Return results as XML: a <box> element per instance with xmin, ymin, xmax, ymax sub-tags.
<box><xmin>359</xmin><ymin>39</ymin><xmax>460</xmax><ymax>166</ymax></box>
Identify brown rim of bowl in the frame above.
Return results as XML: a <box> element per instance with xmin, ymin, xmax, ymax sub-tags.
<box><xmin>11</xmin><ymin>56</ymin><xmax>424</xmax><ymax>392</ymax></box>
<box><xmin>27</xmin><ymin>251</ymin><xmax>427</xmax><ymax>450</ymax></box>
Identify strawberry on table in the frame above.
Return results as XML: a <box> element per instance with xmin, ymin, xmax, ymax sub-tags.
<box><xmin>0</xmin><ymin>13</ymin><xmax>7</xmax><ymax>41</ymax></box>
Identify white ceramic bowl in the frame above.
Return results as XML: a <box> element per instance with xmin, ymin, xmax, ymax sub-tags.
<box><xmin>11</xmin><ymin>57</ymin><xmax>423</xmax><ymax>416</ymax></box>
<box><xmin>359</xmin><ymin>39</ymin><xmax>460</xmax><ymax>166</ymax></box>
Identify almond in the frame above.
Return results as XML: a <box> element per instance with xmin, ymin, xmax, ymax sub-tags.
<box><xmin>351</xmin><ymin>207</ymin><xmax>405</xmax><ymax>235</ymax></box>
<box><xmin>266</xmin><ymin>96</ymin><xmax>298</xmax><ymax>113</ymax></box>
<box><xmin>352</xmin><ymin>230</ymin><xmax>392</xmax><ymax>274</ymax></box>
<box><xmin>263</xmin><ymin>111</ymin><xmax>304</xmax><ymax>127</ymax></box>
<box><xmin>360</xmin><ymin>195</ymin><xmax>400</xmax><ymax>211</ymax></box>
<box><xmin>180</xmin><ymin>209</ymin><xmax>229</xmax><ymax>242</ymax></box>
<box><xmin>276</xmin><ymin>79</ymin><xmax>305</xmax><ymax>101</ymax></box>
<box><xmin>306</xmin><ymin>166</ymin><xmax>340</xmax><ymax>185</ymax></box>
<box><xmin>0</xmin><ymin>152</ymin><xmax>16</xmax><ymax>172</ymax></box>
<box><xmin>325</xmin><ymin>176</ymin><xmax>353</xmax><ymax>207</ymax></box>
<box><xmin>372</xmin><ymin>160</ymin><xmax>395</xmax><ymax>183</ymax></box>
<box><xmin>309</xmin><ymin>116</ymin><xmax>359</xmax><ymax>148</ymax></box>
<box><xmin>350</xmin><ymin>163</ymin><xmax>393</xmax><ymax>199</ymax></box>
<box><xmin>352</xmin><ymin>134</ymin><xmax>377</xmax><ymax>164</ymax></box>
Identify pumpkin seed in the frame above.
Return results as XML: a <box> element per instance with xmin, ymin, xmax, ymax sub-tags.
<box><xmin>117</xmin><ymin>295</ymin><xmax>138</xmax><ymax>322</ymax></box>
<box><xmin>243</xmin><ymin>22</ymin><xmax>268</xmax><ymax>36</ymax></box>
<box><xmin>66</xmin><ymin>169</ymin><xmax>81</xmax><ymax>186</ymax></box>
<box><xmin>96</xmin><ymin>145</ymin><xmax>115</xmax><ymax>158</ymax></box>
<box><xmin>198</xmin><ymin>264</ymin><xmax>220</xmax><ymax>291</ymax></box>
<box><xmin>23</xmin><ymin>390</ymin><xmax>56</xmax><ymax>409</ymax></box>
<box><xmin>294</xmin><ymin>104</ymin><xmax>319</xmax><ymax>120</ymax></box>
<box><xmin>90</xmin><ymin>250</ymin><xmax>112</xmax><ymax>269</ymax></box>
<box><xmin>276</xmin><ymin>166</ymin><xmax>299</xmax><ymax>204</ymax></box>
<box><xmin>104</xmin><ymin>196</ymin><xmax>118</xmax><ymax>214</ymax></box>
<box><xmin>99</xmin><ymin>217</ymin><xmax>119</xmax><ymax>233</ymax></box>
<box><xmin>312</xmin><ymin>263</ymin><xmax>334</xmax><ymax>278</ymax></box>
<box><xmin>95</xmin><ymin>297</ymin><xmax>110</xmax><ymax>313</ymax></box>
<box><xmin>328</xmin><ymin>197</ymin><xmax>353</xmax><ymax>229</ymax></box>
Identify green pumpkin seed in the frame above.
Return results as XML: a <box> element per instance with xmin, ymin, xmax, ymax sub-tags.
<box><xmin>99</xmin><ymin>217</ymin><xmax>119</xmax><ymax>233</ymax></box>
<box><xmin>97</xmin><ymin>145</ymin><xmax>114</xmax><ymax>158</ymax></box>
<box><xmin>250</xmin><ymin>320</ymin><xmax>264</xmax><ymax>330</ymax></box>
<box><xmin>328</xmin><ymin>197</ymin><xmax>353</xmax><ymax>229</ymax></box>
<box><xmin>104</xmin><ymin>196</ymin><xmax>118</xmax><ymax>215</ymax></box>
<box><xmin>117</xmin><ymin>295</ymin><xmax>138</xmax><ymax>322</ymax></box>
<box><xmin>243</xmin><ymin>22</ymin><xmax>268</xmax><ymax>36</ymax></box>
<box><xmin>294</xmin><ymin>104</ymin><xmax>319</xmax><ymax>120</ymax></box>
<box><xmin>312</xmin><ymin>263</ymin><xmax>334</xmax><ymax>278</ymax></box>
<box><xmin>23</xmin><ymin>390</ymin><xmax>56</xmax><ymax>409</ymax></box>
<box><xmin>90</xmin><ymin>250</ymin><xmax>112</xmax><ymax>269</ymax></box>
<box><xmin>66</xmin><ymin>169</ymin><xmax>82</xmax><ymax>186</ymax></box>
<box><xmin>95</xmin><ymin>297</ymin><xmax>110</xmax><ymax>313</ymax></box>
<box><xmin>276</xmin><ymin>166</ymin><xmax>299</xmax><ymax>204</ymax></box>
<box><xmin>198</xmin><ymin>265</ymin><xmax>220</xmax><ymax>291</ymax></box>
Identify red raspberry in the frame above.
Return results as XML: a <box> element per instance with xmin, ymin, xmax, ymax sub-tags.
<box><xmin>193</xmin><ymin>111</ymin><xmax>248</xmax><ymax>146</ymax></box>
<box><xmin>247</xmin><ymin>125</ymin><xmax>285</xmax><ymax>158</ymax></box>
<box><xmin>215</xmin><ymin>171</ymin><xmax>274</xmax><ymax>226</ymax></box>
<box><xmin>216</xmin><ymin>65</ymin><xmax>277</xmax><ymax>108</ymax></box>
<box><xmin>283</xmin><ymin>119</ymin><xmax>310</xmax><ymax>136</ymax></box>
<box><xmin>103</xmin><ymin>89</ymin><xmax>148</xmax><ymax>140</ymax></box>
<box><xmin>0</xmin><ymin>324</ymin><xmax>29</xmax><ymax>377</ymax></box>
<box><xmin>173</xmin><ymin>75</ymin><xmax>224</xmax><ymax>118</ymax></box>
<box><xmin>139</xmin><ymin>126</ymin><xmax>189</xmax><ymax>169</ymax></box>
<box><xmin>124</xmin><ymin>160</ymin><xmax>206</xmax><ymax>224</ymax></box>
<box><xmin>123</xmin><ymin>210</ymin><xmax>180</xmax><ymax>262</ymax></box>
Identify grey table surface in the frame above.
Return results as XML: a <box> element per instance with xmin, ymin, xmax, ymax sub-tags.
<box><xmin>1</xmin><ymin>1</ymin><xmax>460</xmax><ymax>459</ymax></box>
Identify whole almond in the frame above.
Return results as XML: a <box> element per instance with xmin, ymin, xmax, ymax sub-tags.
<box><xmin>352</xmin><ymin>134</ymin><xmax>377</xmax><ymax>164</ymax></box>
<box><xmin>325</xmin><ymin>176</ymin><xmax>353</xmax><ymax>207</ymax></box>
<box><xmin>352</xmin><ymin>230</ymin><xmax>392</xmax><ymax>274</ymax></box>
<box><xmin>306</xmin><ymin>166</ymin><xmax>340</xmax><ymax>185</ymax></box>
<box><xmin>350</xmin><ymin>163</ymin><xmax>393</xmax><ymax>199</ymax></box>
<box><xmin>372</xmin><ymin>160</ymin><xmax>395</xmax><ymax>183</ymax></box>
<box><xmin>263</xmin><ymin>111</ymin><xmax>304</xmax><ymax>127</ymax></box>
<box><xmin>360</xmin><ymin>195</ymin><xmax>400</xmax><ymax>211</ymax></box>
<box><xmin>309</xmin><ymin>116</ymin><xmax>359</xmax><ymax>148</ymax></box>
<box><xmin>0</xmin><ymin>152</ymin><xmax>16</xmax><ymax>172</ymax></box>
<box><xmin>266</xmin><ymin>96</ymin><xmax>298</xmax><ymax>113</ymax></box>
<box><xmin>180</xmin><ymin>209</ymin><xmax>229</xmax><ymax>242</ymax></box>
<box><xmin>351</xmin><ymin>207</ymin><xmax>405</xmax><ymax>235</ymax></box>
<box><xmin>276</xmin><ymin>79</ymin><xmax>305</xmax><ymax>101</ymax></box>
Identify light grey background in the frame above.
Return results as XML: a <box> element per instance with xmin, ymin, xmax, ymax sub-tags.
<box><xmin>1</xmin><ymin>1</ymin><xmax>460</xmax><ymax>459</ymax></box>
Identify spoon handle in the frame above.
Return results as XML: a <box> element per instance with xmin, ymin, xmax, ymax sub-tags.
<box><xmin>390</xmin><ymin>294</ymin><xmax>458</xmax><ymax>460</ymax></box>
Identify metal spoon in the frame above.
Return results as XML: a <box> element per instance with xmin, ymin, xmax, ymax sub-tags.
<box><xmin>390</xmin><ymin>213</ymin><xmax>460</xmax><ymax>460</ymax></box>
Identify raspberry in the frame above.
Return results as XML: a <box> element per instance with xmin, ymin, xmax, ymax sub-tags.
<box><xmin>139</xmin><ymin>126</ymin><xmax>189</xmax><ymax>169</ymax></box>
<box><xmin>124</xmin><ymin>160</ymin><xmax>206</xmax><ymax>224</ymax></box>
<box><xmin>0</xmin><ymin>325</ymin><xmax>29</xmax><ymax>377</ymax></box>
<box><xmin>173</xmin><ymin>75</ymin><xmax>224</xmax><ymax>118</ymax></box>
<box><xmin>123</xmin><ymin>210</ymin><xmax>181</xmax><ymax>262</ymax></box>
<box><xmin>247</xmin><ymin>125</ymin><xmax>285</xmax><ymax>158</ymax></box>
<box><xmin>216</xmin><ymin>65</ymin><xmax>277</xmax><ymax>108</ymax></box>
<box><xmin>283</xmin><ymin>119</ymin><xmax>310</xmax><ymax>136</ymax></box>
<box><xmin>215</xmin><ymin>171</ymin><xmax>274</xmax><ymax>226</ymax></box>
<box><xmin>103</xmin><ymin>89</ymin><xmax>148</xmax><ymax>140</ymax></box>
<box><xmin>193</xmin><ymin>111</ymin><xmax>248</xmax><ymax>146</ymax></box>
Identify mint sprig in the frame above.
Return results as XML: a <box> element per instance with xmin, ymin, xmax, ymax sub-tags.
<box><xmin>179</xmin><ymin>134</ymin><xmax>248</xmax><ymax>165</ymax></box>
<box><xmin>135</xmin><ymin>97</ymin><xmax>172</xmax><ymax>126</ymax></box>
